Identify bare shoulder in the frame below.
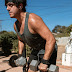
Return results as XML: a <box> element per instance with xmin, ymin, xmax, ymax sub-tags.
<box><xmin>29</xmin><ymin>13</ymin><xmax>42</xmax><ymax>23</ymax></box>
<box><xmin>29</xmin><ymin>13</ymin><xmax>44</xmax><ymax>29</ymax></box>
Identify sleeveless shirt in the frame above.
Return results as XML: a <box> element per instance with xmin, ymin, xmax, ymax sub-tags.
<box><xmin>15</xmin><ymin>12</ymin><xmax>46</xmax><ymax>50</ymax></box>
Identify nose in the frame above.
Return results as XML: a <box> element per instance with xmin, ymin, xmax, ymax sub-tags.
<box><xmin>7</xmin><ymin>6</ymin><xmax>10</xmax><ymax>11</ymax></box>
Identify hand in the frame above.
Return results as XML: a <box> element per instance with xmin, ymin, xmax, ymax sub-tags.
<box><xmin>38</xmin><ymin>63</ymin><xmax>48</xmax><ymax>72</ymax></box>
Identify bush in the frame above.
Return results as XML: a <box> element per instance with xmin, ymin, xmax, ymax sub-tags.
<box><xmin>12</xmin><ymin>39</ymin><xmax>18</xmax><ymax>53</ymax></box>
<box><xmin>26</xmin><ymin>44</ymin><xmax>32</xmax><ymax>57</ymax></box>
<box><xmin>0</xmin><ymin>31</ymin><xmax>17</xmax><ymax>56</ymax></box>
<box><xmin>0</xmin><ymin>31</ymin><xmax>32</xmax><ymax>56</ymax></box>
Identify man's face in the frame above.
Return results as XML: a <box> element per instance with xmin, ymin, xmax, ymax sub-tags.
<box><xmin>6</xmin><ymin>2</ymin><xmax>19</xmax><ymax>18</ymax></box>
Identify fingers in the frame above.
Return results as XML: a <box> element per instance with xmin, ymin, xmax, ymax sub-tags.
<box><xmin>38</xmin><ymin>63</ymin><xmax>48</xmax><ymax>72</ymax></box>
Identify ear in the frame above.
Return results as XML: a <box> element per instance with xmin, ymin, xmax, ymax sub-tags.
<box><xmin>19</xmin><ymin>3</ymin><xmax>23</xmax><ymax>10</ymax></box>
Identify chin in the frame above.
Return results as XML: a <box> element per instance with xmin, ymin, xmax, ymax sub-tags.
<box><xmin>10</xmin><ymin>17</ymin><xmax>14</xmax><ymax>18</ymax></box>
<box><xmin>10</xmin><ymin>15</ymin><xmax>15</xmax><ymax>18</ymax></box>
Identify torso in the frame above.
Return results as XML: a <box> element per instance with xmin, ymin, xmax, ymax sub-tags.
<box><xmin>15</xmin><ymin>13</ymin><xmax>36</xmax><ymax>36</ymax></box>
<box><xmin>14</xmin><ymin>12</ymin><xmax>46</xmax><ymax>50</ymax></box>
<box><xmin>14</xmin><ymin>12</ymin><xmax>57</xmax><ymax>52</ymax></box>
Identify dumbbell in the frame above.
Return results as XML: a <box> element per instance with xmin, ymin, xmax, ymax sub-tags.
<box><xmin>9</xmin><ymin>55</ymin><xmax>27</xmax><ymax>67</ymax></box>
<box><xmin>30</xmin><ymin>60</ymin><xmax>59</xmax><ymax>72</ymax></box>
<box><xmin>9</xmin><ymin>48</ymin><xmax>27</xmax><ymax>67</ymax></box>
<box><xmin>9</xmin><ymin>55</ymin><xmax>18</xmax><ymax>67</ymax></box>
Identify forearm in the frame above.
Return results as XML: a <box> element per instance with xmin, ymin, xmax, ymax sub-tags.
<box><xmin>43</xmin><ymin>38</ymin><xmax>56</xmax><ymax>60</ymax></box>
<box><xmin>18</xmin><ymin>40</ymin><xmax>24</xmax><ymax>54</ymax></box>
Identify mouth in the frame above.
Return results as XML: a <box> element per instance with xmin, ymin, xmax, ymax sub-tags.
<box><xmin>9</xmin><ymin>12</ymin><xmax>12</xmax><ymax>15</ymax></box>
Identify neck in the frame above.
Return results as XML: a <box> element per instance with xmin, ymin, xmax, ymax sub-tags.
<box><xmin>16</xmin><ymin>12</ymin><xmax>26</xmax><ymax>24</ymax></box>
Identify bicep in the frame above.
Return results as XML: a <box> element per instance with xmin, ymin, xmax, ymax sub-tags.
<box><xmin>32</xmin><ymin>17</ymin><xmax>55</xmax><ymax>41</ymax></box>
<box><xmin>36</xmin><ymin>21</ymin><xmax>52</xmax><ymax>40</ymax></box>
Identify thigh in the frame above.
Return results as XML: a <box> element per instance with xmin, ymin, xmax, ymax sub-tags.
<box><xmin>28</xmin><ymin>49</ymin><xmax>39</xmax><ymax>64</ymax></box>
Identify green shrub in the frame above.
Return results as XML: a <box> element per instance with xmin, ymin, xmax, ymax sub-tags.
<box><xmin>0</xmin><ymin>31</ymin><xmax>32</xmax><ymax>57</ymax></box>
<box><xmin>26</xmin><ymin>44</ymin><xmax>32</xmax><ymax>57</ymax></box>
<box><xmin>12</xmin><ymin>39</ymin><xmax>18</xmax><ymax>53</ymax></box>
<box><xmin>0</xmin><ymin>31</ymin><xmax>17</xmax><ymax>56</ymax></box>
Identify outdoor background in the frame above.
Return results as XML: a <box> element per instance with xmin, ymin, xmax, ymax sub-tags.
<box><xmin>0</xmin><ymin>0</ymin><xmax>72</xmax><ymax>32</ymax></box>
<box><xmin>0</xmin><ymin>0</ymin><xmax>72</xmax><ymax>72</ymax></box>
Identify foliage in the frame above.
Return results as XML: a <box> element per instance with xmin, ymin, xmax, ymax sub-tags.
<box><xmin>0</xmin><ymin>31</ymin><xmax>32</xmax><ymax>56</ymax></box>
<box><xmin>0</xmin><ymin>30</ymin><xmax>7</xmax><ymax>34</ymax></box>
<box><xmin>12</xmin><ymin>39</ymin><xmax>18</xmax><ymax>53</ymax></box>
<box><xmin>52</xmin><ymin>25</ymin><xmax>67</xmax><ymax>33</ymax></box>
<box><xmin>26</xmin><ymin>44</ymin><xmax>32</xmax><ymax>57</ymax></box>
<box><xmin>64</xmin><ymin>24</ymin><xmax>72</xmax><ymax>34</ymax></box>
<box><xmin>52</xmin><ymin>25</ymin><xmax>62</xmax><ymax>33</ymax></box>
<box><xmin>52</xmin><ymin>24</ymin><xmax>72</xmax><ymax>37</ymax></box>
<box><xmin>54</xmin><ymin>33</ymin><xmax>69</xmax><ymax>37</ymax></box>
<box><xmin>0</xmin><ymin>31</ymin><xmax>18</xmax><ymax>56</ymax></box>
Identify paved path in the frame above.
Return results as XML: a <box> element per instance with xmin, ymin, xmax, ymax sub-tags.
<box><xmin>0</xmin><ymin>54</ymin><xmax>72</xmax><ymax>72</ymax></box>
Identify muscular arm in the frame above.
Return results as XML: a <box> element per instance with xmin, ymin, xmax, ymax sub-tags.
<box><xmin>14</xmin><ymin>23</ymin><xmax>24</xmax><ymax>55</ymax></box>
<box><xmin>18</xmin><ymin>40</ymin><xmax>24</xmax><ymax>54</ymax></box>
<box><xmin>29</xmin><ymin>13</ymin><xmax>56</xmax><ymax>60</ymax></box>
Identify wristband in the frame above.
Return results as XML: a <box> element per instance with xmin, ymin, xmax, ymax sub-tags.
<box><xmin>41</xmin><ymin>58</ymin><xmax>50</xmax><ymax>65</ymax></box>
<box><xmin>18</xmin><ymin>54</ymin><xmax>22</xmax><ymax>57</ymax></box>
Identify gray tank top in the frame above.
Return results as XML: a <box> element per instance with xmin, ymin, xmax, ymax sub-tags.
<box><xmin>15</xmin><ymin>12</ymin><xmax>46</xmax><ymax>50</ymax></box>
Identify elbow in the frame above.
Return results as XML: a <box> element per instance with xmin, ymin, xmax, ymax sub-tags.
<box><xmin>46</xmin><ymin>36</ymin><xmax>56</xmax><ymax>44</ymax></box>
<box><xmin>52</xmin><ymin>37</ymin><xmax>56</xmax><ymax>45</ymax></box>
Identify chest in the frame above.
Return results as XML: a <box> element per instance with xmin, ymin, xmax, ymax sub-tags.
<box><xmin>18</xmin><ymin>22</ymin><xmax>36</xmax><ymax>36</ymax></box>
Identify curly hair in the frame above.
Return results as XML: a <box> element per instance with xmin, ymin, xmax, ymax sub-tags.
<box><xmin>5</xmin><ymin>0</ymin><xmax>27</xmax><ymax>12</ymax></box>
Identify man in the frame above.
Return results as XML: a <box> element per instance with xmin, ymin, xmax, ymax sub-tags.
<box><xmin>5</xmin><ymin>0</ymin><xmax>57</xmax><ymax>72</ymax></box>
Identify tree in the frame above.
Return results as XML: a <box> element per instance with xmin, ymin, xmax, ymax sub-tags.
<box><xmin>65</xmin><ymin>24</ymin><xmax>72</xmax><ymax>34</ymax></box>
<box><xmin>52</xmin><ymin>25</ymin><xmax>62</xmax><ymax>33</ymax></box>
<box><xmin>52</xmin><ymin>25</ymin><xmax>68</xmax><ymax>33</ymax></box>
